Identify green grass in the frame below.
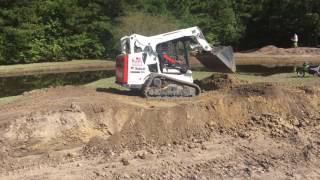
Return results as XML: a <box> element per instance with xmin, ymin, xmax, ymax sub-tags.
<box><xmin>85</xmin><ymin>71</ymin><xmax>215</xmax><ymax>90</ymax></box>
<box><xmin>192</xmin><ymin>71</ymin><xmax>214</xmax><ymax>80</ymax></box>
<box><xmin>0</xmin><ymin>71</ymin><xmax>214</xmax><ymax>105</ymax></box>
<box><xmin>0</xmin><ymin>96</ymin><xmax>18</xmax><ymax>105</ymax></box>
<box><xmin>236</xmin><ymin>72</ymin><xmax>319</xmax><ymax>86</ymax></box>
<box><xmin>85</xmin><ymin>76</ymin><xmax>127</xmax><ymax>90</ymax></box>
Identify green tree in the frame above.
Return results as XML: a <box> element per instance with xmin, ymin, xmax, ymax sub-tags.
<box><xmin>0</xmin><ymin>0</ymin><xmax>124</xmax><ymax>64</ymax></box>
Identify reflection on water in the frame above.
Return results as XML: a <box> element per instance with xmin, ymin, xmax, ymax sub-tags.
<box><xmin>237</xmin><ymin>65</ymin><xmax>295</xmax><ymax>76</ymax></box>
<box><xmin>0</xmin><ymin>71</ymin><xmax>113</xmax><ymax>98</ymax></box>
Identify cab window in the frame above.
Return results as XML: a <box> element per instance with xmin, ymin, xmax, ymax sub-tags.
<box><xmin>156</xmin><ymin>40</ymin><xmax>189</xmax><ymax>67</ymax></box>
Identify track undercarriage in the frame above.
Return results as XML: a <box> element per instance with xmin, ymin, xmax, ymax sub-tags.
<box><xmin>142</xmin><ymin>74</ymin><xmax>201</xmax><ymax>98</ymax></box>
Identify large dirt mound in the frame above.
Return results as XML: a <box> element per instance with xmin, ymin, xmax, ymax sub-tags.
<box><xmin>0</xmin><ymin>84</ymin><xmax>317</xmax><ymax>155</ymax></box>
<box><xmin>0</xmin><ymin>84</ymin><xmax>320</xmax><ymax>179</ymax></box>
<box><xmin>255</xmin><ymin>45</ymin><xmax>320</xmax><ymax>55</ymax></box>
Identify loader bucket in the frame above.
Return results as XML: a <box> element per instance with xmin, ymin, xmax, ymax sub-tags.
<box><xmin>196</xmin><ymin>46</ymin><xmax>236</xmax><ymax>73</ymax></box>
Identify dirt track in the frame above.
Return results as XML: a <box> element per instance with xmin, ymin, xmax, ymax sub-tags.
<box><xmin>0</xmin><ymin>74</ymin><xmax>320</xmax><ymax>179</ymax></box>
<box><xmin>189</xmin><ymin>46</ymin><xmax>320</xmax><ymax>69</ymax></box>
<box><xmin>236</xmin><ymin>46</ymin><xmax>320</xmax><ymax>67</ymax></box>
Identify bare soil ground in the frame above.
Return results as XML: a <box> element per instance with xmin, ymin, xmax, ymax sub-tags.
<box><xmin>254</xmin><ymin>45</ymin><xmax>320</xmax><ymax>55</ymax></box>
<box><xmin>0</xmin><ymin>74</ymin><xmax>320</xmax><ymax>180</ymax></box>
<box><xmin>236</xmin><ymin>46</ymin><xmax>320</xmax><ymax>67</ymax></box>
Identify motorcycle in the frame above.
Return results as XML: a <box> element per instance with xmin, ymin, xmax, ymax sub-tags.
<box><xmin>296</xmin><ymin>63</ymin><xmax>320</xmax><ymax>77</ymax></box>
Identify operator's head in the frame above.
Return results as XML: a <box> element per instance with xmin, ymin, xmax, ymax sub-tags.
<box><xmin>160</xmin><ymin>43</ymin><xmax>168</xmax><ymax>51</ymax></box>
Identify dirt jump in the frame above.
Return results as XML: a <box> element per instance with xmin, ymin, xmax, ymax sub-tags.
<box><xmin>0</xmin><ymin>74</ymin><xmax>320</xmax><ymax>179</ymax></box>
<box><xmin>235</xmin><ymin>46</ymin><xmax>320</xmax><ymax>68</ymax></box>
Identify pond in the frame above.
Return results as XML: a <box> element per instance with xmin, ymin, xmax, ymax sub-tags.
<box><xmin>236</xmin><ymin>65</ymin><xmax>295</xmax><ymax>75</ymax></box>
<box><xmin>0</xmin><ymin>66</ymin><xmax>298</xmax><ymax>98</ymax></box>
<box><xmin>0</xmin><ymin>70</ymin><xmax>113</xmax><ymax>98</ymax></box>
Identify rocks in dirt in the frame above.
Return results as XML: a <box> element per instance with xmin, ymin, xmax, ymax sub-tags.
<box><xmin>65</xmin><ymin>152</ymin><xmax>77</xmax><ymax>158</ymax></box>
<box><xmin>135</xmin><ymin>150</ymin><xmax>148</xmax><ymax>159</ymax></box>
<box><xmin>147</xmin><ymin>148</ymin><xmax>157</xmax><ymax>155</ymax></box>
<box><xmin>237</xmin><ymin>131</ymin><xmax>250</xmax><ymax>138</ymax></box>
<box><xmin>122</xmin><ymin>173</ymin><xmax>131</xmax><ymax>178</ymax></box>
<box><xmin>251</xmin><ymin>116</ymin><xmax>260</xmax><ymax>121</ymax></box>
<box><xmin>290</xmin><ymin>117</ymin><xmax>300</xmax><ymax>126</ymax></box>
<box><xmin>188</xmin><ymin>143</ymin><xmax>198</xmax><ymax>149</ymax></box>
<box><xmin>302</xmin><ymin>141</ymin><xmax>319</xmax><ymax>162</ymax></box>
<box><xmin>69</xmin><ymin>102</ymin><xmax>81</xmax><ymax>112</ymax></box>
<box><xmin>121</xmin><ymin>158</ymin><xmax>130</xmax><ymax>166</ymax></box>
<box><xmin>200</xmin><ymin>144</ymin><xmax>207</xmax><ymax>150</ymax></box>
<box><xmin>299</xmin><ymin>86</ymin><xmax>316</xmax><ymax>95</ymax></box>
<box><xmin>246</xmin><ymin>113</ymin><xmax>315</xmax><ymax>138</ymax></box>
<box><xmin>92</xmin><ymin>104</ymin><xmax>105</xmax><ymax>113</ymax></box>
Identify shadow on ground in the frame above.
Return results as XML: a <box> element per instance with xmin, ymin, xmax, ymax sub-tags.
<box><xmin>96</xmin><ymin>88</ymin><xmax>142</xmax><ymax>97</ymax></box>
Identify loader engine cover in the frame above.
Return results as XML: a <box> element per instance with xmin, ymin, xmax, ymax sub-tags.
<box><xmin>115</xmin><ymin>54</ymin><xmax>128</xmax><ymax>84</ymax></box>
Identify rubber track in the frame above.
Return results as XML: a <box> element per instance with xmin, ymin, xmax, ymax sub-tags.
<box><xmin>142</xmin><ymin>73</ymin><xmax>201</xmax><ymax>98</ymax></box>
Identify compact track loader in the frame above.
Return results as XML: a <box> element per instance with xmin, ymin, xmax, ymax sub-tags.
<box><xmin>115</xmin><ymin>27</ymin><xmax>236</xmax><ymax>98</ymax></box>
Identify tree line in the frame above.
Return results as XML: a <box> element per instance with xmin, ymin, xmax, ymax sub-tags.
<box><xmin>0</xmin><ymin>0</ymin><xmax>319</xmax><ymax>64</ymax></box>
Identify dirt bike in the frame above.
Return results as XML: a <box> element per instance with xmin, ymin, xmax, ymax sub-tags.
<box><xmin>296</xmin><ymin>64</ymin><xmax>320</xmax><ymax>77</ymax></box>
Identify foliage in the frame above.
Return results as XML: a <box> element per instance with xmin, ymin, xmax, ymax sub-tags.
<box><xmin>115</xmin><ymin>11</ymin><xmax>181</xmax><ymax>37</ymax></box>
<box><xmin>0</xmin><ymin>0</ymin><xmax>123</xmax><ymax>64</ymax></box>
<box><xmin>241</xmin><ymin>0</ymin><xmax>320</xmax><ymax>48</ymax></box>
<box><xmin>0</xmin><ymin>0</ymin><xmax>320</xmax><ymax>64</ymax></box>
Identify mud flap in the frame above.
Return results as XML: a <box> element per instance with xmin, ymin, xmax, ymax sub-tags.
<box><xmin>196</xmin><ymin>46</ymin><xmax>236</xmax><ymax>73</ymax></box>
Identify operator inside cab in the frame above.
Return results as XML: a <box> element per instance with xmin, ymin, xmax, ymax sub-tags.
<box><xmin>158</xmin><ymin>43</ymin><xmax>183</xmax><ymax>66</ymax></box>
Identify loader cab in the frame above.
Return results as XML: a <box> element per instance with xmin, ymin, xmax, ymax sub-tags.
<box><xmin>156</xmin><ymin>38</ymin><xmax>191</xmax><ymax>74</ymax></box>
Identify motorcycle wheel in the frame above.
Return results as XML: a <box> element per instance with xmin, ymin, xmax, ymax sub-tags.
<box><xmin>297</xmin><ymin>70</ymin><xmax>305</xmax><ymax>77</ymax></box>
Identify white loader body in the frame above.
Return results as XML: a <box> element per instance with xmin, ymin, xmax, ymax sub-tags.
<box><xmin>115</xmin><ymin>26</ymin><xmax>235</xmax><ymax>97</ymax></box>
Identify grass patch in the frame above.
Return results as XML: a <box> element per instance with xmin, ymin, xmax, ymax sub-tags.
<box><xmin>85</xmin><ymin>76</ymin><xmax>127</xmax><ymax>90</ymax></box>
<box><xmin>236</xmin><ymin>72</ymin><xmax>319</xmax><ymax>85</ymax></box>
<box><xmin>85</xmin><ymin>71</ymin><xmax>215</xmax><ymax>90</ymax></box>
<box><xmin>0</xmin><ymin>96</ymin><xmax>18</xmax><ymax>105</ymax></box>
<box><xmin>192</xmin><ymin>71</ymin><xmax>214</xmax><ymax>80</ymax></box>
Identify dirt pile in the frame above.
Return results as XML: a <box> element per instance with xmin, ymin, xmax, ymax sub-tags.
<box><xmin>255</xmin><ymin>45</ymin><xmax>320</xmax><ymax>55</ymax></box>
<box><xmin>0</xmin><ymin>83</ymin><xmax>320</xmax><ymax>179</ymax></box>
<box><xmin>232</xmin><ymin>83</ymin><xmax>282</xmax><ymax>97</ymax></box>
<box><xmin>1</xmin><ymin>83</ymin><xmax>314</xmax><ymax>155</ymax></box>
<box><xmin>195</xmin><ymin>73</ymin><xmax>243</xmax><ymax>91</ymax></box>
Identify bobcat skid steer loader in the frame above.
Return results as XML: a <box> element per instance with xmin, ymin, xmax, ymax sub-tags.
<box><xmin>115</xmin><ymin>27</ymin><xmax>236</xmax><ymax>98</ymax></box>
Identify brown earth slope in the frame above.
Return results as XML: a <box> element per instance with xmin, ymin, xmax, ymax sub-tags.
<box><xmin>0</xmin><ymin>76</ymin><xmax>320</xmax><ymax>179</ymax></box>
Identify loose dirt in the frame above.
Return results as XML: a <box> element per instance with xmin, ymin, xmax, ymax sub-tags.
<box><xmin>0</xmin><ymin>76</ymin><xmax>320</xmax><ymax>179</ymax></box>
<box><xmin>194</xmin><ymin>73</ymin><xmax>244</xmax><ymax>91</ymax></box>
<box><xmin>255</xmin><ymin>45</ymin><xmax>320</xmax><ymax>55</ymax></box>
